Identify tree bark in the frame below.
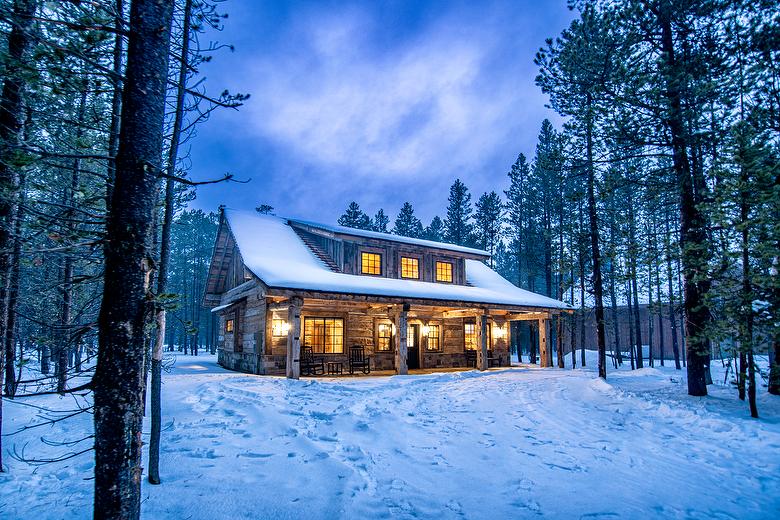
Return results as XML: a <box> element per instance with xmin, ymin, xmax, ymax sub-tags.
<box><xmin>658</xmin><ymin>4</ymin><xmax>710</xmax><ymax>395</ymax></box>
<box><xmin>106</xmin><ymin>0</ymin><xmax>125</xmax><ymax>206</ymax></box>
<box><xmin>148</xmin><ymin>0</ymin><xmax>193</xmax><ymax>485</ymax></box>
<box><xmin>93</xmin><ymin>0</ymin><xmax>174</xmax><ymax>517</ymax></box>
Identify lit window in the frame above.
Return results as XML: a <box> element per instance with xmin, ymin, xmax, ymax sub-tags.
<box><xmin>225</xmin><ymin>319</ymin><xmax>234</xmax><ymax>333</ymax></box>
<box><xmin>303</xmin><ymin>317</ymin><xmax>344</xmax><ymax>354</ymax></box>
<box><xmin>377</xmin><ymin>323</ymin><xmax>392</xmax><ymax>351</ymax></box>
<box><xmin>464</xmin><ymin>323</ymin><xmax>477</xmax><ymax>350</ymax></box>
<box><xmin>401</xmin><ymin>257</ymin><xmax>419</xmax><ymax>279</ymax></box>
<box><xmin>361</xmin><ymin>252</ymin><xmax>382</xmax><ymax>275</ymax></box>
<box><xmin>427</xmin><ymin>325</ymin><xmax>440</xmax><ymax>351</ymax></box>
<box><xmin>272</xmin><ymin>318</ymin><xmax>289</xmax><ymax>337</ymax></box>
<box><xmin>436</xmin><ymin>261</ymin><xmax>453</xmax><ymax>282</ymax></box>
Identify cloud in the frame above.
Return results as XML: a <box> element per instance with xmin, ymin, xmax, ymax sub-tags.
<box><xmin>243</xmin><ymin>5</ymin><xmax>525</xmax><ymax>182</ymax></box>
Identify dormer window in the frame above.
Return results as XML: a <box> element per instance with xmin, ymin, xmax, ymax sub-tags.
<box><xmin>401</xmin><ymin>257</ymin><xmax>419</xmax><ymax>279</ymax></box>
<box><xmin>435</xmin><ymin>261</ymin><xmax>453</xmax><ymax>283</ymax></box>
<box><xmin>361</xmin><ymin>252</ymin><xmax>382</xmax><ymax>275</ymax></box>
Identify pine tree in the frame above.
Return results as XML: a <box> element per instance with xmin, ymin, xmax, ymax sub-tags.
<box><xmin>392</xmin><ymin>202</ymin><xmax>424</xmax><ymax>238</ymax></box>
<box><xmin>474</xmin><ymin>191</ymin><xmax>503</xmax><ymax>262</ymax></box>
<box><xmin>424</xmin><ymin>216</ymin><xmax>445</xmax><ymax>242</ymax></box>
<box><xmin>372</xmin><ymin>209</ymin><xmax>389</xmax><ymax>233</ymax></box>
<box><xmin>505</xmin><ymin>154</ymin><xmax>531</xmax><ymax>288</ymax></box>
<box><xmin>338</xmin><ymin>201</ymin><xmax>371</xmax><ymax>230</ymax></box>
<box><xmin>444</xmin><ymin>179</ymin><xmax>474</xmax><ymax>246</ymax></box>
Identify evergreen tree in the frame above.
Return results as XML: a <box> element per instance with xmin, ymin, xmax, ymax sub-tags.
<box><xmin>504</xmin><ymin>153</ymin><xmax>531</xmax><ymax>288</ymax></box>
<box><xmin>392</xmin><ymin>202</ymin><xmax>424</xmax><ymax>238</ymax></box>
<box><xmin>444</xmin><ymin>179</ymin><xmax>474</xmax><ymax>246</ymax></box>
<box><xmin>424</xmin><ymin>216</ymin><xmax>445</xmax><ymax>242</ymax></box>
<box><xmin>474</xmin><ymin>191</ymin><xmax>503</xmax><ymax>263</ymax></box>
<box><xmin>372</xmin><ymin>209</ymin><xmax>390</xmax><ymax>233</ymax></box>
<box><xmin>337</xmin><ymin>201</ymin><xmax>371</xmax><ymax>230</ymax></box>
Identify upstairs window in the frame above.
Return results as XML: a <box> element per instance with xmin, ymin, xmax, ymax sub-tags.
<box><xmin>401</xmin><ymin>257</ymin><xmax>419</xmax><ymax>279</ymax></box>
<box><xmin>361</xmin><ymin>252</ymin><xmax>382</xmax><ymax>275</ymax></box>
<box><xmin>435</xmin><ymin>261</ymin><xmax>453</xmax><ymax>283</ymax></box>
<box><xmin>377</xmin><ymin>322</ymin><xmax>392</xmax><ymax>351</ymax></box>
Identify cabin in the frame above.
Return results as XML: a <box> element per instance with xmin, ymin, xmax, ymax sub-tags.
<box><xmin>203</xmin><ymin>208</ymin><xmax>570</xmax><ymax>378</ymax></box>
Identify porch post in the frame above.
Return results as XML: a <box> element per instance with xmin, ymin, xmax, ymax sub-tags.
<box><xmin>479</xmin><ymin>311</ymin><xmax>489</xmax><ymax>371</ymax></box>
<box><xmin>395</xmin><ymin>303</ymin><xmax>409</xmax><ymax>375</ymax></box>
<box><xmin>538</xmin><ymin>317</ymin><xmax>551</xmax><ymax>367</ymax></box>
<box><xmin>286</xmin><ymin>296</ymin><xmax>302</xmax><ymax>379</ymax></box>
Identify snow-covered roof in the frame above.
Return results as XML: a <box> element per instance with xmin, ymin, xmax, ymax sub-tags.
<box><xmin>223</xmin><ymin>209</ymin><xmax>571</xmax><ymax>310</ymax></box>
<box><xmin>288</xmin><ymin>218</ymin><xmax>489</xmax><ymax>256</ymax></box>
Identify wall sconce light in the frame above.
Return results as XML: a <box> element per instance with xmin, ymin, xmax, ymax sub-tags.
<box><xmin>391</xmin><ymin>323</ymin><xmax>397</xmax><ymax>335</ymax></box>
<box><xmin>422</xmin><ymin>325</ymin><xmax>430</xmax><ymax>336</ymax></box>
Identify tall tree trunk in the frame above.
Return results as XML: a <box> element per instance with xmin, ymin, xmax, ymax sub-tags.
<box><xmin>106</xmin><ymin>0</ymin><xmax>125</xmax><ymax>206</ymax></box>
<box><xmin>627</xmin><ymin>193</ymin><xmax>643</xmax><ymax>369</ymax></box>
<box><xmin>0</xmin><ymin>0</ymin><xmax>37</xmax><ymax>474</ymax></box>
<box><xmin>93</xmin><ymin>1</ymin><xmax>174</xmax><ymax>517</ymax></box>
<box><xmin>149</xmin><ymin>0</ymin><xmax>193</xmax><ymax>485</ymax></box>
<box><xmin>578</xmin><ymin>196</ymin><xmax>586</xmax><ymax>368</ymax></box>
<box><xmin>3</xmin><ymin>171</ymin><xmax>25</xmax><ymax>397</ymax></box>
<box><xmin>664</xmin><ymin>213</ymin><xmax>681</xmax><ymax>369</ymax></box>
<box><xmin>658</xmin><ymin>5</ymin><xmax>710</xmax><ymax>395</ymax></box>
<box><xmin>56</xmin><ymin>86</ymin><xmax>88</xmax><ymax>394</ymax></box>
<box><xmin>585</xmin><ymin>93</ymin><xmax>607</xmax><ymax>379</ymax></box>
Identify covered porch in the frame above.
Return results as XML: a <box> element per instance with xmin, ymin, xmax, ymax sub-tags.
<box><xmin>265</xmin><ymin>291</ymin><xmax>562</xmax><ymax>379</ymax></box>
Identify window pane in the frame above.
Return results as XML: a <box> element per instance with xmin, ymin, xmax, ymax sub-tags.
<box><xmin>401</xmin><ymin>257</ymin><xmax>419</xmax><ymax>279</ymax></box>
<box><xmin>436</xmin><ymin>261</ymin><xmax>453</xmax><ymax>282</ymax></box>
<box><xmin>361</xmin><ymin>252</ymin><xmax>381</xmax><ymax>275</ymax></box>
<box><xmin>304</xmin><ymin>317</ymin><xmax>344</xmax><ymax>354</ymax></box>
<box><xmin>427</xmin><ymin>325</ymin><xmax>440</xmax><ymax>351</ymax></box>
<box><xmin>377</xmin><ymin>323</ymin><xmax>392</xmax><ymax>351</ymax></box>
<box><xmin>225</xmin><ymin>319</ymin><xmax>234</xmax><ymax>333</ymax></box>
<box><xmin>464</xmin><ymin>323</ymin><xmax>477</xmax><ymax>350</ymax></box>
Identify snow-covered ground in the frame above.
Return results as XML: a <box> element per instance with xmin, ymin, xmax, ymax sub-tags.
<box><xmin>1</xmin><ymin>352</ymin><xmax>779</xmax><ymax>519</ymax></box>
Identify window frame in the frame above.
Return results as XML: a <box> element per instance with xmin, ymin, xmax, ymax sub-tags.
<box><xmin>271</xmin><ymin>318</ymin><xmax>287</xmax><ymax>337</ymax></box>
<box><xmin>400</xmin><ymin>255</ymin><xmax>421</xmax><ymax>280</ymax></box>
<box><xmin>303</xmin><ymin>317</ymin><xmax>345</xmax><ymax>354</ymax></box>
<box><xmin>376</xmin><ymin>321</ymin><xmax>393</xmax><ymax>351</ymax></box>
<box><xmin>225</xmin><ymin>318</ymin><xmax>234</xmax><ymax>333</ymax></box>
<box><xmin>426</xmin><ymin>324</ymin><xmax>441</xmax><ymax>352</ymax></box>
<box><xmin>360</xmin><ymin>251</ymin><xmax>383</xmax><ymax>276</ymax></box>
<box><xmin>435</xmin><ymin>261</ymin><xmax>454</xmax><ymax>283</ymax></box>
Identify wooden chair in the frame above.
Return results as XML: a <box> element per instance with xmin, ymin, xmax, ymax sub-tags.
<box><xmin>349</xmin><ymin>345</ymin><xmax>371</xmax><ymax>375</ymax></box>
<box><xmin>464</xmin><ymin>349</ymin><xmax>478</xmax><ymax>368</ymax></box>
<box><xmin>300</xmin><ymin>346</ymin><xmax>325</xmax><ymax>376</ymax></box>
<box><xmin>487</xmin><ymin>349</ymin><xmax>502</xmax><ymax>368</ymax></box>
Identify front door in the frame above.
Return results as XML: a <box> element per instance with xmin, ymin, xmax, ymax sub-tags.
<box><xmin>407</xmin><ymin>324</ymin><xmax>420</xmax><ymax>369</ymax></box>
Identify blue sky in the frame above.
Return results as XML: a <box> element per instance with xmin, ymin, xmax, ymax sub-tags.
<box><xmin>188</xmin><ymin>0</ymin><xmax>575</xmax><ymax>225</ymax></box>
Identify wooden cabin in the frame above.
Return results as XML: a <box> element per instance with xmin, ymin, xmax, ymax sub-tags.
<box><xmin>204</xmin><ymin>208</ymin><xmax>570</xmax><ymax>378</ymax></box>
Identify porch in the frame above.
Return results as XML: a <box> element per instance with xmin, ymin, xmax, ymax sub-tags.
<box><xmin>261</xmin><ymin>293</ymin><xmax>562</xmax><ymax>379</ymax></box>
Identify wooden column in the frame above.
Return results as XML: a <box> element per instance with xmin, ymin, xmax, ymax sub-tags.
<box><xmin>538</xmin><ymin>317</ymin><xmax>552</xmax><ymax>367</ymax></box>
<box><xmin>479</xmin><ymin>311</ymin><xmax>489</xmax><ymax>371</ymax></box>
<box><xmin>286</xmin><ymin>296</ymin><xmax>302</xmax><ymax>379</ymax></box>
<box><xmin>394</xmin><ymin>303</ymin><xmax>409</xmax><ymax>375</ymax></box>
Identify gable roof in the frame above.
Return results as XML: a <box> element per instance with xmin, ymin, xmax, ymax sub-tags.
<box><xmin>220</xmin><ymin>209</ymin><xmax>571</xmax><ymax>310</ymax></box>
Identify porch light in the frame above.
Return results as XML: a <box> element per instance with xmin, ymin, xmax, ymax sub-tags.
<box><xmin>422</xmin><ymin>325</ymin><xmax>430</xmax><ymax>336</ymax></box>
<box><xmin>273</xmin><ymin>320</ymin><xmax>290</xmax><ymax>336</ymax></box>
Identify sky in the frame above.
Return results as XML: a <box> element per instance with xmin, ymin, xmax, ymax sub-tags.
<box><xmin>187</xmin><ymin>0</ymin><xmax>576</xmax><ymax>225</ymax></box>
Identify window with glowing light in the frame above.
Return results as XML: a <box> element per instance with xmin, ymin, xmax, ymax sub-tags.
<box><xmin>361</xmin><ymin>252</ymin><xmax>382</xmax><ymax>275</ymax></box>
<box><xmin>401</xmin><ymin>257</ymin><xmax>419</xmax><ymax>279</ymax></box>
<box><xmin>303</xmin><ymin>317</ymin><xmax>344</xmax><ymax>354</ymax></box>
<box><xmin>272</xmin><ymin>318</ymin><xmax>288</xmax><ymax>337</ymax></box>
<box><xmin>464</xmin><ymin>323</ymin><xmax>477</xmax><ymax>350</ymax></box>
<box><xmin>435</xmin><ymin>261</ymin><xmax>453</xmax><ymax>283</ymax></box>
<box><xmin>225</xmin><ymin>318</ymin><xmax>234</xmax><ymax>333</ymax></box>
<box><xmin>427</xmin><ymin>324</ymin><xmax>441</xmax><ymax>351</ymax></box>
<box><xmin>377</xmin><ymin>322</ymin><xmax>392</xmax><ymax>351</ymax></box>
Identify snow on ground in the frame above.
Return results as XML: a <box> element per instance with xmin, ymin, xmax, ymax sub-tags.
<box><xmin>1</xmin><ymin>352</ymin><xmax>779</xmax><ymax>519</ymax></box>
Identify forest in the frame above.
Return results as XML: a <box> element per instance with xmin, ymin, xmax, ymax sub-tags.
<box><xmin>0</xmin><ymin>0</ymin><xmax>777</xmax><ymax>519</ymax></box>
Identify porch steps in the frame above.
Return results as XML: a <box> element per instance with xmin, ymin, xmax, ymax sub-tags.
<box><xmin>292</xmin><ymin>227</ymin><xmax>341</xmax><ymax>272</ymax></box>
